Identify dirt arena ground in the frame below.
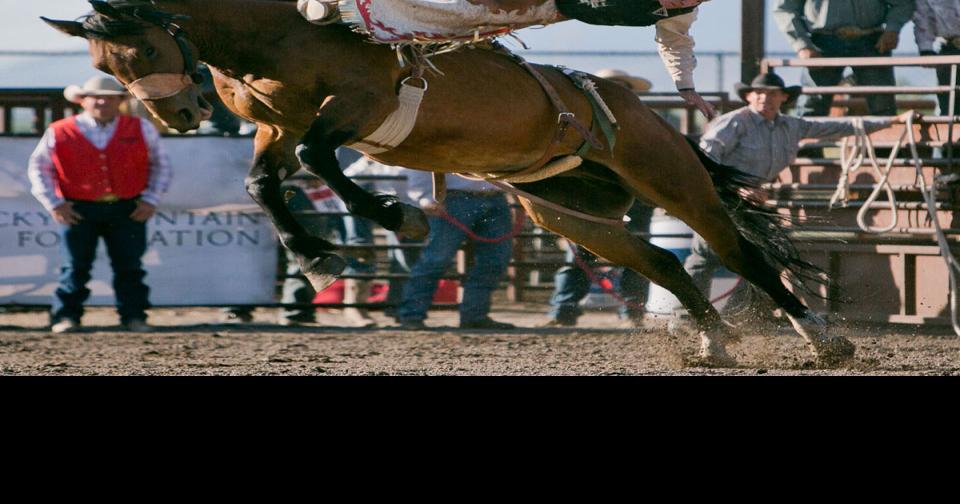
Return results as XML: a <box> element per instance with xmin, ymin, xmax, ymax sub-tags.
<box><xmin>2</xmin><ymin>302</ymin><xmax>958</xmax><ymax>376</ymax></box>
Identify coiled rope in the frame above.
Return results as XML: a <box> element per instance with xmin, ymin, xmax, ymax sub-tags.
<box><xmin>831</xmin><ymin>116</ymin><xmax>960</xmax><ymax>336</ymax></box>
<box><xmin>830</xmin><ymin>117</ymin><xmax>901</xmax><ymax>233</ymax></box>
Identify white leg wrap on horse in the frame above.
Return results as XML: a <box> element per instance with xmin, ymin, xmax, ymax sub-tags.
<box><xmin>698</xmin><ymin>331</ymin><xmax>738</xmax><ymax>368</ymax></box>
<box><xmin>787</xmin><ymin>312</ymin><xmax>856</xmax><ymax>365</ymax></box>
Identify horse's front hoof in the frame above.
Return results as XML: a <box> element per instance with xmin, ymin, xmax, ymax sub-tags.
<box><xmin>696</xmin><ymin>330</ymin><xmax>739</xmax><ymax>368</ymax></box>
<box><xmin>301</xmin><ymin>253</ymin><xmax>347</xmax><ymax>292</ymax></box>
<box><xmin>396</xmin><ymin>203</ymin><xmax>430</xmax><ymax>240</ymax></box>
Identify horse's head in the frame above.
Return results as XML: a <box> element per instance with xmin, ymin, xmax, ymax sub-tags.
<box><xmin>42</xmin><ymin>1</ymin><xmax>212</xmax><ymax>132</ymax></box>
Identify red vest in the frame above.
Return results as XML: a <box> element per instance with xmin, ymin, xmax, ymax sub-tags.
<box><xmin>51</xmin><ymin>115</ymin><xmax>150</xmax><ymax>201</ymax></box>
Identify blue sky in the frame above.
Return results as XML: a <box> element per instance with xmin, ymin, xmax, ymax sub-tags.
<box><xmin>0</xmin><ymin>0</ymin><xmax>929</xmax><ymax>91</ymax></box>
<box><xmin>6</xmin><ymin>0</ymin><xmax>775</xmax><ymax>51</ymax></box>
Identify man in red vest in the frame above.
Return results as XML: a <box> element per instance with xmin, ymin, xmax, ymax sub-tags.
<box><xmin>27</xmin><ymin>76</ymin><xmax>172</xmax><ymax>334</ymax></box>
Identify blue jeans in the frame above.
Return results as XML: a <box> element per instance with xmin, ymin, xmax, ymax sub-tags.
<box><xmin>547</xmin><ymin>203</ymin><xmax>652</xmax><ymax>324</ymax></box>
<box><xmin>52</xmin><ymin>199</ymin><xmax>149</xmax><ymax>324</ymax></box>
<box><xmin>396</xmin><ymin>192</ymin><xmax>513</xmax><ymax>324</ymax></box>
<box><xmin>796</xmin><ymin>33</ymin><xmax>898</xmax><ymax>117</ymax></box>
<box><xmin>679</xmin><ymin>233</ymin><xmax>774</xmax><ymax>319</ymax></box>
<box><xmin>384</xmin><ymin>232</ymin><xmax>422</xmax><ymax>317</ymax></box>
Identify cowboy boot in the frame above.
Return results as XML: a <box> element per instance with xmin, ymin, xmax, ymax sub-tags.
<box><xmin>342</xmin><ymin>278</ymin><xmax>376</xmax><ymax>328</ymax></box>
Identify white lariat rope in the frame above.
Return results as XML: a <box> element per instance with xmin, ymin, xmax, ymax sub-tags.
<box><xmin>904</xmin><ymin>115</ymin><xmax>960</xmax><ymax>337</ymax></box>
<box><xmin>829</xmin><ymin>117</ymin><xmax>901</xmax><ymax>233</ymax></box>
<box><xmin>833</xmin><ymin>116</ymin><xmax>960</xmax><ymax>336</ymax></box>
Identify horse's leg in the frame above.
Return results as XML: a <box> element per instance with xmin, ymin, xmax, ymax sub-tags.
<box><xmin>601</xmin><ymin>126</ymin><xmax>854</xmax><ymax>365</ymax></box>
<box><xmin>683</xmin><ymin>208</ymin><xmax>855</xmax><ymax>365</ymax></box>
<box><xmin>294</xmin><ymin>110</ymin><xmax>429</xmax><ymax>240</ymax></box>
<box><xmin>246</xmin><ymin>126</ymin><xmax>346</xmax><ymax>291</ymax></box>
<box><xmin>518</xmin><ymin>197</ymin><xmax>740</xmax><ymax>367</ymax></box>
<box><xmin>704</xmin><ymin>228</ymin><xmax>848</xmax><ymax>363</ymax></box>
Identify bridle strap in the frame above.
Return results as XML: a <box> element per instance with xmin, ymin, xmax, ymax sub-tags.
<box><xmin>126</xmin><ymin>73</ymin><xmax>194</xmax><ymax>101</ymax></box>
<box><xmin>119</xmin><ymin>9</ymin><xmax>203</xmax><ymax>100</ymax></box>
<box><xmin>163</xmin><ymin>22</ymin><xmax>202</xmax><ymax>83</ymax></box>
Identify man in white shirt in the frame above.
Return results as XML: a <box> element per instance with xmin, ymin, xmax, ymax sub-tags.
<box><xmin>27</xmin><ymin>76</ymin><xmax>172</xmax><ymax>334</ymax></box>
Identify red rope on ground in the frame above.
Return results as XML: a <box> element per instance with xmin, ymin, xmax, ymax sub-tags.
<box><xmin>708</xmin><ymin>277</ymin><xmax>744</xmax><ymax>304</ymax></box>
<box><xmin>571</xmin><ymin>246</ymin><xmax>744</xmax><ymax>309</ymax></box>
<box><xmin>437</xmin><ymin>210</ymin><xmax>526</xmax><ymax>243</ymax></box>
<box><xmin>570</xmin><ymin>247</ymin><xmax>647</xmax><ymax>311</ymax></box>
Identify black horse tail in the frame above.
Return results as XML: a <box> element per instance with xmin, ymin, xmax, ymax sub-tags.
<box><xmin>684</xmin><ymin>137</ymin><xmax>829</xmax><ymax>298</ymax></box>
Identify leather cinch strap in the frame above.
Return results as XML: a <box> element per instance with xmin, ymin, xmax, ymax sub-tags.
<box><xmin>482</xmin><ymin>51</ymin><xmax>603</xmax><ymax>183</ymax></box>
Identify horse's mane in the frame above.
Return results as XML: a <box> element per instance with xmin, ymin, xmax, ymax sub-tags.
<box><xmin>78</xmin><ymin>0</ymin><xmax>303</xmax><ymax>40</ymax></box>
<box><xmin>80</xmin><ymin>13</ymin><xmax>148</xmax><ymax>39</ymax></box>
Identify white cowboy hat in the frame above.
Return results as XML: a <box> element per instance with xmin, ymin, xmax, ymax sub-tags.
<box><xmin>63</xmin><ymin>76</ymin><xmax>128</xmax><ymax>104</ymax></box>
<box><xmin>595</xmin><ymin>69</ymin><xmax>653</xmax><ymax>92</ymax></box>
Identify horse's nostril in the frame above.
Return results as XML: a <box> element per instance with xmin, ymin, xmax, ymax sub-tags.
<box><xmin>178</xmin><ymin>108</ymin><xmax>194</xmax><ymax>124</ymax></box>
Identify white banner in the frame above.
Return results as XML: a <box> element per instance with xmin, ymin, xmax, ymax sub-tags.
<box><xmin>0</xmin><ymin>136</ymin><xmax>278</xmax><ymax>306</ymax></box>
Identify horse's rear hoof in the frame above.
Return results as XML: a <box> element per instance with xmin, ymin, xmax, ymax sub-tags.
<box><xmin>812</xmin><ymin>336</ymin><xmax>856</xmax><ymax>368</ymax></box>
<box><xmin>396</xmin><ymin>203</ymin><xmax>430</xmax><ymax>240</ymax></box>
<box><xmin>302</xmin><ymin>254</ymin><xmax>347</xmax><ymax>292</ymax></box>
<box><xmin>787</xmin><ymin>312</ymin><xmax>855</xmax><ymax>366</ymax></box>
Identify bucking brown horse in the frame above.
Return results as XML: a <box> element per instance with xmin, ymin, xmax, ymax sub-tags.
<box><xmin>42</xmin><ymin>0</ymin><xmax>855</xmax><ymax>366</ymax></box>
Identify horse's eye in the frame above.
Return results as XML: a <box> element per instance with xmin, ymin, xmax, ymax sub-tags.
<box><xmin>145</xmin><ymin>47</ymin><xmax>157</xmax><ymax>58</ymax></box>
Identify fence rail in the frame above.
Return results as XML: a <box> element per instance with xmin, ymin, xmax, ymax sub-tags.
<box><xmin>3</xmin><ymin>52</ymin><xmax>960</xmax><ymax>324</ymax></box>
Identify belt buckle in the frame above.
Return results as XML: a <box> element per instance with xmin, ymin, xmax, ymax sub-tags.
<box><xmin>97</xmin><ymin>193</ymin><xmax>119</xmax><ymax>203</ymax></box>
<box><xmin>835</xmin><ymin>26</ymin><xmax>863</xmax><ymax>40</ymax></box>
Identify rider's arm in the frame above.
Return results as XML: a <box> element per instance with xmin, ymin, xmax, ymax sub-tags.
<box><xmin>655</xmin><ymin>10</ymin><xmax>697</xmax><ymax>91</ymax></box>
<box><xmin>656</xmin><ymin>9</ymin><xmax>717</xmax><ymax>119</ymax></box>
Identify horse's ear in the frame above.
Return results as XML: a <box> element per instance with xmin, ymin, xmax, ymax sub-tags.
<box><xmin>40</xmin><ymin>17</ymin><xmax>87</xmax><ymax>38</ymax></box>
<box><xmin>89</xmin><ymin>1</ymin><xmax>123</xmax><ymax>18</ymax></box>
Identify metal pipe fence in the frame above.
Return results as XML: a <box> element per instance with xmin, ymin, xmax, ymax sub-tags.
<box><xmin>3</xmin><ymin>53</ymin><xmax>959</xmax><ymax>322</ymax></box>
